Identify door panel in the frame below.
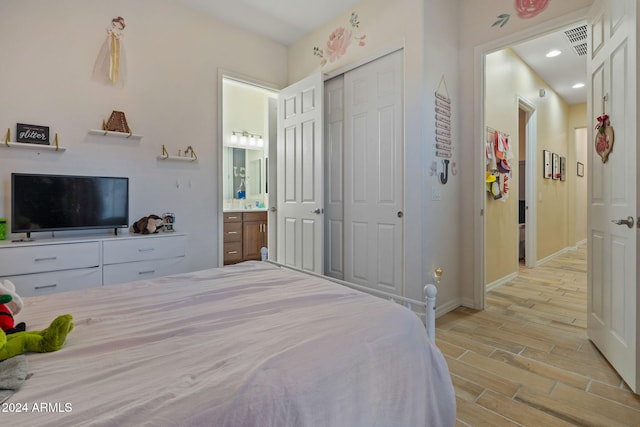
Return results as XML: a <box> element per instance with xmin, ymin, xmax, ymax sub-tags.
<box><xmin>587</xmin><ymin>0</ymin><xmax>638</xmax><ymax>392</ymax></box>
<box><xmin>344</xmin><ymin>50</ymin><xmax>404</xmax><ymax>295</ymax></box>
<box><xmin>324</xmin><ymin>76</ymin><xmax>345</xmax><ymax>279</ymax></box>
<box><xmin>277</xmin><ymin>72</ymin><xmax>324</xmax><ymax>273</ymax></box>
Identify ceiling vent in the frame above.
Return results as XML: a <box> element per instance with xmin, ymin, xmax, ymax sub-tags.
<box><xmin>564</xmin><ymin>25</ymin><xmax>587</xmax><ymax>56</ymax></box>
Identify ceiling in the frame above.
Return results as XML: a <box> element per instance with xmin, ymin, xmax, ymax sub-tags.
<box><xmin>175</xmin><ymin>0</ymin><xmax>360</xmax><ymax>46</ymax></box>
<box><xmin>176</xmin><ymin>0</ymin><xmax>586</xmax><ymax>105</ymax></box>
<box><xmin>511</xmin><ymin>24</ymin><xmax>587</xmax><ymax>105</ymax></box>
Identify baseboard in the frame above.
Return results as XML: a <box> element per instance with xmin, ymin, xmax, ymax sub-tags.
<box><xmin>536</xmin><ymin>245</ymin><xmax>578</xmax><ymax>267</ymax></box>
<box><xmin>485</xmin><ymin>272</ymin><xmax>519</xmax><ymax>293</ymax></box>
<box><xmin>435</xmin><ymin>297</ymin><xmax>464</xmax><ymax>318</ymax></box>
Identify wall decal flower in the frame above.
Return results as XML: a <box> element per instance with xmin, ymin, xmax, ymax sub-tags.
<box><xmin>492</xmin><ymin>0</ymin><xmax>551</xmax><ymax>28</ymax></box>
<box><xmin>314</xmin><ymin>12</ymin><xmax>366</xmax><ymax>66</ymax></box>
<box><xmin>515</xmin><ymin>0</ymin><xmax>550</xmax><ymax>19</ymax></box>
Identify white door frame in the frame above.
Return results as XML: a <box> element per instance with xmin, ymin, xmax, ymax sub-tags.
<box><xmin>217</xmin><ymin>70</ymin><xmax>281</xmax><ymax>267</ymax></box>
<box><xmin>518</xmin><ymin>96</ymin><xmax>538</xmax><ymax>269</ymax></box>
<box><xmin>473</xmin><ymin>8</ymin><xmax>589</xmax><ymax>309</ymax></box>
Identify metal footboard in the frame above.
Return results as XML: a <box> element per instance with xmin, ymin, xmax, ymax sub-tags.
<box><xmin>265</xmin><ymin>258</ymin><xmax>437</xmax><ymax>343</ymax></box>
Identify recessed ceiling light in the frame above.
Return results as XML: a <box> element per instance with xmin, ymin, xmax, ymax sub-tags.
<box><xmin>572</xmin><ymin>83</ymin><xmax>585</xmax><ymax>89</ymax></box>
<box><xmin>546</xmin><ymin>49</ymin><xmax>562</xmax><ymax>58</ymax></box>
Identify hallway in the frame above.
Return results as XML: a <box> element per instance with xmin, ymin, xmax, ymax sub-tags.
<box><xmin>437</xmin><ymin>246</ymin><xmax>640</xmax><ymax>426</ymax></box>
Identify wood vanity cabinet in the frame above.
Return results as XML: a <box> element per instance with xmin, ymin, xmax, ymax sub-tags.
<box><xmin>242</xmin><ymin>212</ymin><xmax>268</xmax><ymax>261</ymax></box>
<box><xmin>223</xmin><ymin>211</ymin><xmax>267</xmax><ymax>265</ymax></box>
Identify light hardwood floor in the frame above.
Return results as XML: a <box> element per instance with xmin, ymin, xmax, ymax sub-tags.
<box><xmin>436</xmin><ymin>245</ymin><xmax>640</xmax><ymax>426</ymax></box>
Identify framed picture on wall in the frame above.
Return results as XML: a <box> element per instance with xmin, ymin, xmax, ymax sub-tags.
<box><xmin>560</xmin><ymin>156</ymin><xmax>566</xmax><ymax>181</ymax></box>
<box><xmin>543</xmin><ymin>150</ymin><xmax>551</xmax><ymax>179</ymax></box>
<box><xmin>552</xmin><ymin>153</ymin><xmax>560</xmax><ymax>180</ymax></box>
<box><xmin>577</xmin><ymin>162</ymin><xmax>584</xmax><ymax>177</ymax></box>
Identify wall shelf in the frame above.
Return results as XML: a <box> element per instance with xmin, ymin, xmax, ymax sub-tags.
<box><xmin>158</xmin><ymin>144</ymin><xmax>197</xmax><ymax>162</ymax></box>
<box><xmin>2</xmin><ymin>141</ymin><xmax>66</xmax><ymax>152</ymax></box>
<box><xmin>157</xmin><ymin>154</ymin><xmax>197</xmax><ymax>162</ymax></box>
<box><xmin>88</xmin><ymin>129</ymin><xmax>143</xmax><ymax>140</ymax></box>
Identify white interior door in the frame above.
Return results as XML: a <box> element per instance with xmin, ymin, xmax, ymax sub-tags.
<box><xmin>343</xmin><ymin>50</ymin><xmax>404</xmax><ymax>295</ymax></box>
<box><xmin>276</xmin><ymin>72</ymin><xmax>324</xmax><ymax>272</ymax></box>
<box><xmin>587</xmin><ymin>0</ymin><xmax>638</xmax><ymax>392</ymax></box>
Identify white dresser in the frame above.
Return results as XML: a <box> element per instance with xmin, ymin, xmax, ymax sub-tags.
<box><xmin>0</xmin><ymin>233</ymin><xmax>186</xmax><ymax>296</ymax></box>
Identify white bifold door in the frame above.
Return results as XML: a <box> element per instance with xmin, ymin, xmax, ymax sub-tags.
<box><xmin>324</xmin><ymin>50</ymin><xmax>404</xmax><ymax>295</ymax></box>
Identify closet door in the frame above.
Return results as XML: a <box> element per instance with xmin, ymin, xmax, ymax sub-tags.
<box><xmin>324</xmin><ymin>75</ymin><xmax>345</xmax><ymax>279</ymax></box>
<box><xmin>343</xmin><ymin>50</ymin><xmax>404</xmax><ymax>295</ymax></box>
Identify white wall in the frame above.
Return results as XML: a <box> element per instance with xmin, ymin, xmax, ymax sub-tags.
<box><xmin>0</xmin><ymin>0</ymin><xmax>287</xmax><ymax>271</ymax></box>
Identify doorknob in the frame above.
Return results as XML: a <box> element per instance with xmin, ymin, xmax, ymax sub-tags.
<box><xmin>611</xmin><ymin>216</ymin><xmax>635</xmax><ymax>229</ymax></box>
<box><xmin>270</xmin><ymin>206</ymin><xmax>277</xmax><ymax>212</ymax></box>
<box><xmin>310</xmin><ymin>208</ymin><xmax>323</xmax><ymax>214</ymax></box>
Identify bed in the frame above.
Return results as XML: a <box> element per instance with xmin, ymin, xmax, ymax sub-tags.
<box><xmin>2</xmin><ymin>261</ymin><xmax>455</xmax><ymax>426</ymax></box>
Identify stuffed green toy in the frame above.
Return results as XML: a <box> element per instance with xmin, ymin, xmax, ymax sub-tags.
<box><xmin>0</xmin><ymin>311</ymin><xmax>74</xmax><ymax>362</ymax></box>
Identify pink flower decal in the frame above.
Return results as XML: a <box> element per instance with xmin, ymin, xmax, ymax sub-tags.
<box><xmin>314</xmin><ymin>12</ymin><xmax>366</xmax><ymax>66</ymax></box>
<box><xmin>326</xmin><ymin>27</ymin><xmax>352</xmax><ymax>63</ymax></box>
<box><xmin>515</xmin><ymin>0</ymin><xmax>550</xmax><ymax>19</ymax></box>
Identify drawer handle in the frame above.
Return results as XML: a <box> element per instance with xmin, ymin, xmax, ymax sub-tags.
<box><xmin>227</xmin><ymin>251</ymin><xmax>238</xmax><ymax>254</ymax></box>
<box><xmin>34</xmin><ymin>284</ymin><xmax>57</xmax><ymax>290</ymax></box>
<box><xmin>228</xmin><ymin>216</ymin><xmax>239</xmax><ymax>219</ymax></box>
<box><xmin>138</xmin><ymin>270</ymin><xmax>155</xmax><ymax>275</ymax></box>
<box><xmin>228</xmin><ymin>231</ymin><xmax>238</xmax><ymax>235</ymax></box>
<box><xmin>34</xmin><ymin>256</ymin><xmax>57</xmax><ymax>262</ymax></box>
<box><xmin>138</xmin><ymin>248</ymin><xmax>155</xmax><ymax>253</ymax></box>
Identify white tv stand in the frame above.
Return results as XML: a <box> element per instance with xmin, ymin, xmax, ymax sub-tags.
<box><xmin>0</xmin><ymin>232</ymin><xmax>186</xmax><ymax>297</ymax></box>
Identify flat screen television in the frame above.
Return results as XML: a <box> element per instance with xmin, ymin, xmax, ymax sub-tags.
<box><xmin>11</xmin><ymin>173</ymin><xmax>129</xmax><ymax>238</ymax></box>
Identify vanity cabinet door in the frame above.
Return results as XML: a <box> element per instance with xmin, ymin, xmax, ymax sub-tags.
<box><xmin>242</xmin><ymin>212</ymin><xmax>267</xmax><ymax>260</ymax></box>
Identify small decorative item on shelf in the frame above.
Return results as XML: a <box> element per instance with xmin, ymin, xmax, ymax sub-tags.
<box><xmin>16</xmin><ymin>123</ymin><xmax>49</xmax><ymax>145</ymax></box>
<box><xmin>4</xmin><ymin>128</ymin><xmax>62</xmax><ymax>151</ymax></box>
<box><xmin>104</xmin><ymin>111</ymin><xmax>130</xmax><ymax>134</ymax></box>
<box><xmin>162</xmin><ymin>212</ymin><xmax>175</xmax><ymax>232</ymax></box>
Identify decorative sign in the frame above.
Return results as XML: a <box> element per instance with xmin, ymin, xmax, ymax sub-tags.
<box><xmin>434</xmin><ymin>75</ymin><xmax>456</xmax><ymax>184</ymax></box>
<box><xmin>16</xmin><ymin>123</ymin><xmax>49</xmax><ymax>144</ymax></box>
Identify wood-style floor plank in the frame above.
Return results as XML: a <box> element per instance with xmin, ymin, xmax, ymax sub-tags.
<box><xmin>437</xmin><ymin>245</ymin><xmax>640</xmax><ymax>426</ymax></box>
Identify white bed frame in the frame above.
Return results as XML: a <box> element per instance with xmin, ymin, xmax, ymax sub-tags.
<box><xmin>264</xmin><ymin>258</ymin><xmax>438</xmax><ymax>343</ymax></box>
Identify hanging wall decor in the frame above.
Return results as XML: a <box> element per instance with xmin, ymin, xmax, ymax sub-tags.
<box><xmin>543</xmin><ymin>150</ymin><xmax>551</xmax><ymax>178</ymax></box>
<box><xmin>595</xmin><ymin>113</ymin><xmax>614</xmax><ymax>163</ymax></box>
<box><xmin>485</xmin><ymin>127</ymin><xmax>512</xmax><ymax>201</ymax></box>
<box><xmin>93</xmin><ymin>16</ymin><xmax>127</xmax><ymax>85</ymax></box>
<box><xmin>552</xmin><ymin>153</ymin><xmax>560</xmax><ymax>180</ymax></box>
<box><xmin>435</xmin><ymin>75</ymin><xmax>455</xmax><ymax>184</ymax></box>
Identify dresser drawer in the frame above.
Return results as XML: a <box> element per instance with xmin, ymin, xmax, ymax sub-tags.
<box><xmin>223</xmin><ymin>212</ymin><xmax>242</xmax><ymax>223</ymax></box>
<box><xmin>0</xmin><ymin>242</ymin><xmax>100</xmax><ymax>276</ymax></box>
<box><xmin>243</xmin><ymin>211</ymin><xmax>267</xmax><ymax>222</ymax></box>
<box><xmin>103</xmin><ymin>257</ymin><xmax>186</xmax><ymax>286</ymax></box>
<box><xmin>224</xmin><ymin>222</ymin><xmax>242</xmax><ymax>242</ymax></box>
<box><xmin>3</xmin><ymin>267</ymin><xmax>102</xmax><ymax>297</ymax></box>
<box><xmin>103</xmin><ymin>234</ymin><xmax>186</xmax><ymax>265</ymax></box>
<box><xmin>223</xmin><ymin>242</ymin><xmax>243</xmax><ymax>264</ymax></box>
